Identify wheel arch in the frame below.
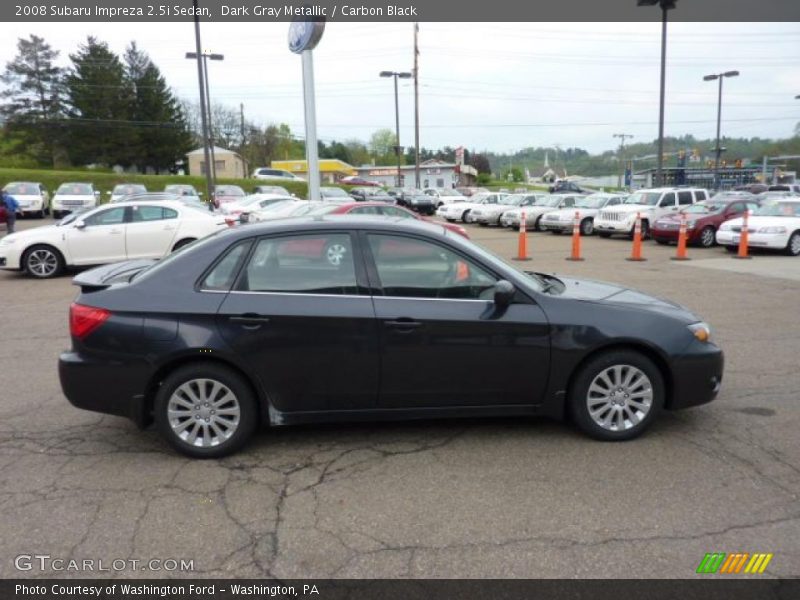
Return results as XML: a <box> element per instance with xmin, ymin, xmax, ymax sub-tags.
<box><xmin>563</xmin><ymin>341</ymin><xmax>675</xmax><ymax>417</ymax></box>
<box><xmin>143</xmin><ymin>355</ymin><xmax>270</xmax><ymax>428</ymax></box>
<box><xmin>21</xmin><ymin>242</ymin><xmax>67</xmax><ymax>273</ymax></box>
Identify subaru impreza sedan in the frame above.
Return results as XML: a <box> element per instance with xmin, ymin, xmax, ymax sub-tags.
<box><xmin>59</xmin><ymin>217</ymin><xmax>723</xmax><ymax>458</ymax></box>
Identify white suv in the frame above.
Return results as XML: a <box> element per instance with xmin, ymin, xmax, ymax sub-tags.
<box><xmin>594</xmin><ymin>187</ymin><xmax>709</xmax><ymax>239</ymax></box>
<box><xmin>252</xmin><ymin>168</ymin><xmax>304</xmax><ymax>181</ymax></box>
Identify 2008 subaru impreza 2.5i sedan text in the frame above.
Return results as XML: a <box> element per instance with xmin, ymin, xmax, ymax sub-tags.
<box><xmin>59</xmin><ymin>216</ymin><xmax>724</xmax><ymax>458</ymax></box>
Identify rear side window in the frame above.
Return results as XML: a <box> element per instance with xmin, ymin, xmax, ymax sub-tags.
<box><xmin>85</xmin><ymin>207</ymin><xmax>126</xmax><ymax>226</ymax></box>
<box><xmin>201</xmin><ymin>243</ymin><xmax>249</xmax><ymax>291</ymax></box>
<box><xmin>237</xmin><ymin>234</ymin><xmax>358</xmax><ymax>295</ymax></box>
<box><xmin>695</xmin><ymin>190</ymin><xmax>708</xmax><ymax>201</ymax></box>
<box><xmin>678</xmin><ymin>191</ymin><xmax>693</xmax><ymax>205</ymax></box>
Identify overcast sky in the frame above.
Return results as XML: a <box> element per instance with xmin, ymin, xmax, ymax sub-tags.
<box><xmin>4</xmin><ymin>21</ymin><xmax>799</xmax><ymax>156</ymax></box>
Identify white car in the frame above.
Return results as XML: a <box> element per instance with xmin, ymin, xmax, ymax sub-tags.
<box><xmin>424</xmin><ymin>188</ymin><xmax>468</xmax><ymax>207</ymax></box>
<box><xmin>51</xmin><ymin>183</ymin><xmax>101</xmax><ymax>219</ymax></box>
<box><xmin>594</xmin><ymin>187</ymin><xmax>708</xmax><ymax>239</ymax></box>
<box><xmin>500</xmin><ymin>195</ymin><xmax>581</xmax><ymax>230</ymax></box>
<box><xmin>471</xmin><ymin>193</ymin><xmax>547</xmax><ymax>226</ymax></box>
<box><xmin>220</xmin><ymin>193</ymin><xmax>296</xmax><ymax>217</ymax></box>
<box><xmin>437</xmin><ymin>192</ymin><xmax>511</xmax><ymax>223</ymax></box>
<box><xmin>108</xmin><ymin>183</ymin><xmax>147</xmax><ymax>203</ymax></box>
<box><xmin>540</xmin><ymin>193</ymin><xmax>627</xmax><ymax>236</ymax></box>
<box><xmin>716</xmin><ymin>198</ymin><xmax>800</xmax><ymax>256</ymax></box>
<box><xmin>246</xmin><ymin>200</ymin><xmax>319</xmax><ymax>223</ymax></box>
<box><xmin>2</xmin><ymin>182</ymin><xmax>50</xmax><ymax>218</ymax></box>
<box><xmin>0</xmin><ymin>201</ymin><xmax>229</xmax><ymax>279</ymax></box>
<box><xmin>252</xmin><ymin>167</ymin><xmax>305</xmax><ymax>181</ymax></box>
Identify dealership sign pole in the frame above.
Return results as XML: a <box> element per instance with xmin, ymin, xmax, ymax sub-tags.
<box><xmin>289</xmin><ymin>18</ymin><xmax>325</xmax><ymax>201</ymax></box>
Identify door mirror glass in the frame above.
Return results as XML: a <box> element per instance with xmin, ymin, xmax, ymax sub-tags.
<box><xmin>493</xmin><ymin>280</ymin><xmax>515</xmax><ymax>307</ymax></box>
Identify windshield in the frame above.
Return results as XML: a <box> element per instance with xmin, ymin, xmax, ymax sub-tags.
<box><xmin>684</xmin><ymin>202</ymin><xmax>725</xmax><ymax>214</ymax></box>
<box><xmin>438</xmin><ymin>189</ymin><xmax>461</xmax><ymax>196</ymax></box>
<box><xmin>215</xmin><ymin>186</ymin><xmax>245</xmax><ymax>197</ymax></box>
<box><xmin>165</xmin><ymin>185</ymin><xmax>198</xmax><ymax>196</ymax></box>
<box><xmin>624</xmin><ymin>192</ymin><xmax>660</xmax><ymax>206</ymax></box>
<box><xmin>56</xmin><ymin>209</ymin><xmax>91</xmax><ymax>226</ymax></box>
<box><xmin>503</xmin><ymin>196</ymin><xmax>526</xmax><ymax>206</ymax></box>
<box><xmin>57</xmin><ymin>183</ymin><xmax>93</xmax><ymax>195</ymax></box>
<box><xmin>540</xmin><ymin>196</ymin><xmax>562</xmax><ymax>207</ymax></box>
<box><xmin>575</xmin><ymin>196</ymin><xmax>611</xmax><ymax>209</ymax></box>
<box><xmin>4</xmin><ymin>183</ymin><xmax>40</xmax><ymax>195</ymax></box>
<box><xmin>754</xmin><ymin>201</ymin><xmax>800</xmax><ymax>217</ymax></box>
<box><xmin>113</xmin><ymin>184</ymin><xmax>146</xmax><ymax>195</ymax></box>
<box><xmin>320</xmin><ymin>188</ymin><xmax>349</xmax><ymax>197</ymax></box>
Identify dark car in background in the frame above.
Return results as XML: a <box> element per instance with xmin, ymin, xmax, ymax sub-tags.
<box><xmin>59</xmin><ymin>217</ymin><xmax>723</xmax><ymax>458</ymax></box>
<box><xmin>549</xmin><ymin>180</ymin><xmax>586</xmax><ymax>194</ymax></box>
<box><xmin>339</xmin><ymin>176</ymin><xmax>381</xmax><ymax>187</ymax></box>
<box><xmin>319</xmin><ymin>186</ymin><xmax>353</xmax><ymax>201</ymax></box>
<box><xmin>349</xmin><ymin>187</ymin><xmax>396</xmax><ymax>203</ymax></box>
<box><xmin>386</xmin><ymin>188</ymin><xmax>436</xmax><ymax>215</ymax></box>
<box><xmin>651</xmin><ymin>196</ymin><xmax>760</xmax><ymax>247</ymax></box>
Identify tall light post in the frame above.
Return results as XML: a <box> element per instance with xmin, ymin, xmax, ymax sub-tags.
<box><xmin>638</xmin><ymin>0</ymin><xmax>676</xmax><ymax>188</ymax></box>
<box><xmin>703</xmin><ymin>70</ymin><xmax>739</xmax><ymax>191</ymax></box>
<box><xmin>187</xmin><ymin>0</ymin><xmax>212</xmax><ymax>206</ymax></box>
<box><xmin>186</xmin><ymin>51</ymin><xmax>223</xmax><ymax>193</ymax></box>
<box><xmin>380</xmin><ymin>70</ymin><xmax>412</xmax><ymax>187</ymax></box>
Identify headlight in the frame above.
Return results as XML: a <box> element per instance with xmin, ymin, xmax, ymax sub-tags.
<box><xmin>756</xmin><ymin>226</ymin><xmax>787</xmax><ymax>234</ymax></box>
<box><xmin>688</xmin><ymin>322</ymin><xmax>713</xmax><ymax>344</ymax></box>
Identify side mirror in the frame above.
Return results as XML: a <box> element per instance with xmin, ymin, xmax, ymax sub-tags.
<box><xmin>75</xmin><ymin>220</ymin><xmax>86</xmax><ymax>229</ymax></box>
<box><xmin>493</xmin><ymin>280</ymin><xmax>515</xmax><ymax>307</ymax></box>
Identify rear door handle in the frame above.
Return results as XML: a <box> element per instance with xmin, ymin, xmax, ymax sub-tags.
<box><xmin>230</xmin><ymin>314</ymin><xmax>271</xmax><ymax>329</ymax></box>
<box><xmin>384</xmin><ymin>319</ymin><xmax>423</xmax><ymax>332</ymax></box>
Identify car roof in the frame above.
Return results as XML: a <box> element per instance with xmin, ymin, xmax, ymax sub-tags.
<box><xmin>231</xmin><ymin>215</ymin><xmax>448</xmax><ymax>238</ymax></box>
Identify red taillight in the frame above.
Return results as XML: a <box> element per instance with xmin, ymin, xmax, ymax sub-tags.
<box><xmin>70</xmin><ymin>303</ymin><xmax>110</xmax><ymax>340</ymax></box>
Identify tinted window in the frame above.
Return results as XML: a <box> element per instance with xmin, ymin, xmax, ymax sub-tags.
<box><xmin>659</xmin><ymin>193</ymin><xmax>676</xmax><ymax>207</ymax></box>
<box><xmin>84</xmin><ymin>207</ymin><xmax>126</xmax><ymax>226</ymax></box>
<box><xmin>367</xmin><ymin>234</ymin><xmax>496</xmax><ymax>300</ymax></box>
<box><xmin>238</xmin><ymin>234</ymin><xmax>357</xmax><ymax>295</ymax></box>
<box><xmin>696</xmin><ymin>190</ymin><xmax>708</xmax><ymax>201</ymax></box>
<box><xmin>678</xmin><ymin>191</ymin><xmax>693</xmax><ymax>205</ymax></box>
<box><xmin>560</xmin><ymin>197</ymin><xmax>575</xmax><ymax>208</ymax></box>
<box><xmin>131</xmin><ymin>206</ymin><xmax>178</xmax><ymax>222</ymax></box>
<box><xmin>201</xmin><ymin>243</ymin><xmax>249</xmax><ymax>291</ymax></box>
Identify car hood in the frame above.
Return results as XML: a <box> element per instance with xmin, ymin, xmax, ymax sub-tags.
<box><xmin>546</xmin><ymin>207</ymin><xmax>600</xmax><ymax>218</ymax></box>
<box><xmin>53</xmin><ymin>194</ymin><xmax>94</xmax><ymax>200</ymax></box>
<box><xmin>2</xmin><ymin>224</ymin><xmax>61</xmax><ymax>242</ymax></box>
<box><xmin>724</xmin><ymin>215</ymin><xmax>799</xmax><ymax>228</ymax></box>
<box><xmin>10</xmin><ymin>194</ymin><xmax>43</xmax><ymax>201</ymax></box>
<box><xmin>553</xmin><ymin>275</ymin><xmax>698</xmax><ymax>323</ymax></box>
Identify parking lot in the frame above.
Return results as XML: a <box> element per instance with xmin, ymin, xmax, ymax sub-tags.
<box><xmin>1</xmin><ymin>217</ymin><xmax>798</xmax><ymax>579</ymax></box>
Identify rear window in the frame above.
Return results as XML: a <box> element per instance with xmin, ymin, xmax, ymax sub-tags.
<box><xmin>200</xmin><ymin>243</ymin><xmax>250</xmax><ymax>291</ymax></box>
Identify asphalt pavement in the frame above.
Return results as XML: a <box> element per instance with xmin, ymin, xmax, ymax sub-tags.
<box><xmin>0</xmin><ymin>217</ymin><xmax>798</xmax><ymax>579</ymax></box>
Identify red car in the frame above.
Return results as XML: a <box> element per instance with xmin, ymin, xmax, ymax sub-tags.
<box><xmin>651</xmin><ymin>196</ymin><xmax>760</xmax><ymax>248</ymax></box>
<box><xmin>0</xmin><ymin>204</ymin><xmax>7</xmax><ymax>225</ymax></box>
<box><xmin>316</xmin><ymin>202</ymin><xmax>469</xmax><ymax>238</ymax></box>
<box><xmin>338</xmin><ymin>176</ymin><xmax>382</xmax><ymax>187</ymax></box>
<box><xmin>212</xmin><ymin>185</ymin><xmax>246</xmax><ymax>208</ymax></box>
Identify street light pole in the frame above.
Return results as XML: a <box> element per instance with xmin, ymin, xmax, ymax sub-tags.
<box><xmin>188</xmin><ymin>0</ymin><xmax>212</xmax><ymax>206</ymax></box>
<box><xmin>186</xmin><ymin>49</ymin><xmax>224</xmax><ymax>199</ymax></box>
<box><xmin>413</xmin><ymin>23</ymin><xmax>421</xmax><ymax>189</ymax></box>
<box><xmin>380</xmin><ymin>70</ymin><xmax>412</xmax><ymax>187</ymax></box>
<box><xmin>703</xmin><ymin>70</ymin><xmax>739</xmax><ymax>191</ymax></box>
<box><xmin>638</xmin><ymin>0</ymin><xmax>677</xmax><ymax>188</ymax></box>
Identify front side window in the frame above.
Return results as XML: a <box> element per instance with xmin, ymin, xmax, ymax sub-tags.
<box><xmin>367</xmin><ymin>234</ymin><xmax>497</xmax><ymax>300</ymax></box>
<box><xmin>84</xmin><ymin>207</ymin><xmax>126</xmax><ymax>226</ymax></box>
<box><xmin>238</xmin><ymin>233</ymin><xmax>358</xmax><ymax>295</ymax></box>
<box><xmin>659</xmin><ymin>193</ymin><xmax>676</xmax><ymax>208</ymax></box>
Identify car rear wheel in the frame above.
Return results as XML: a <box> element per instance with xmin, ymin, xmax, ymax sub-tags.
<box><xmin>569</xmin><ymin>350</ymin><xmax>664</xmax><ymax>441</ymax></box>
<box><xmin>533</xmin><ymin>216</ymin><xmax>544</xmax><ymax>232</ymax></box>
<box><xmin>699</xmin><ymin>226</ymin><xmax>716</xmax><ymax>248</ymax></box>
<box><xmin>461</xmin><ymin>210</ymin><xmax>472</xmax><ymax>223</ymax></box>
<box><xmin>580</xmin><ymin>218</ymin><xmax>594</xmax><ymax>236</ymax></box>
<box><xmin>23</xmin><ymin>245</ymin><xmax>64</xmax><ymax>279</ymax></box>
<box><xmin>155</xmin><ymin>363</ymin><xmax>258</xmax><ymax>458</ymax></box>
<box><xmin>784</xmin><ymin>231</ymin><xmax>800</xmax><ymax>256</ymax></box>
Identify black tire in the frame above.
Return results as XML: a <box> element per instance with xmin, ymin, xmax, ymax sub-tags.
<box><xmin>641</xmin><ymin>220</ymin><xmax>650</xmax><ymax>240</ymax></box>
<box><xmin>37</xmin><ymin>209</ymin><xmax>45</xmax><ymax>219</ymax></box>
<box><xmin>568</xmin><ymin>350</ymin><xmax>664</xmax><ymax>441</ymax></box>
<box><xmin>461</xmin><ymin>210</ymin><xmax>471</xmax><ymax>223</ymax></box>
<box><xmin>22</xmin><ymin>244</ymin><xmax>64</xmax><ymax>279</ymax></box>
<box><xmin>172</xmin><ymin>238</ymin><xmax>196</xmax><ymax>252</ymax></box>
<box><xmin>785</xmin><ymin>231</ymin><xmax>800</xmax><ymax>257</ymax></box>
<box><xmin>533</xmin><ymin>216</ymin><xmax>544</xmax><ymax>232</ymax></box>
<box><xmin>699</xmin><ymin>226</ymin><xmax>716</xmax><ymax>248</ymax></box>
<box><xmin>52</xmin><ymin>210</ymin><xmax>61</xmax><ymax>220</ymax></box>
<box><xmin>154</xmin><ymin>362</ymin><xmax>258</xmax><ymax>458</ymax></box>
<box><xmin>580</xmin><ymin>218</ymin><xmax>594</xmax><ymax>236</ymax></box>
<box><xmin>598</xmin><ymin>232</ymin><xmax>612</xmax><ymax>238</ymax></box>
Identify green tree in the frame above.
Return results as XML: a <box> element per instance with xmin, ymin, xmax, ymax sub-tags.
<box><xmin>344</xmin><ymin>138</ymin><xmax>370</xmax><ymax>165</ymax></box>
<box><xmin>0</xmin><ymin>34</ymin><xmax>68</xmax><ymax>166</ymax></box>
<box><xmin>124</xmin><ymin>42</ymin><xmax>192</xmax><ymax>172</ymax></box>
<box><xmin>369</xmin><ymin>128</ymin><xmax>399</xmax><ymax>165</ymax></box>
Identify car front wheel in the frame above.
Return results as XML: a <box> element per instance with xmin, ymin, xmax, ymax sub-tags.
<box><xmin>569</xmin><ymin>350</ymin><xmax>664</xmax><ymax>441</ymax></box>
<box><xmin>154</xmin><ymin>363</ymin><xmax>258</xmax><ymax>458</ymax></box>
<box><xmin>785</xmin><ymin>231</ymin><xmax>800</xmax><ymax>256</ymax></box>
<box><xmin>699</xmin><ymin>226</ymin><xmax>716</xmax><ymax>248</ymax></box>
<box><xmin>23</xmin><ymin>245</ymin><xmax>64</xmax><ymax>279</ymax></box>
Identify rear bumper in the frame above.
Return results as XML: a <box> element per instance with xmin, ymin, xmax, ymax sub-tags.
<box><xmin>668</xmin><ymin>345</ymin><xmax>724</xmax><ymax>410</ymax></box>
<box><xmin>59</xmin><ymin>351</ymin><xmax>152</xmax><ymax>428</ymax></box>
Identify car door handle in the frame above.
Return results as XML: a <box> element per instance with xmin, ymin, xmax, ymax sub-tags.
<box><xmin>384</xmin><ymin>319</ymin><xmax>422</xmax><ymax>332</ymax></box>
<box><xmin>230</xmin><ymin>314</ymin><xmax>271</xmax><ymax>329</ymax></box>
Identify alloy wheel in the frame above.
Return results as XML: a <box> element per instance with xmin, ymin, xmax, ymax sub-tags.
<box><xmin>326</xmin><ymin>243</ymin><xmax>348</xmax><ymax>266</ymax></box>
<box><xmin>586</xmin><ymin>364</ymin><xmax>653</xmax><ymax>432</ymax></box>
<box><xmin>700</xmin><ymin>227</ymin><xmax>715</xmax><ymax>247</ymax></box>
<box><xmin>167</xmin><ymin>379</ymin><xmax>241</xmax><ymax>448</ymax></box>
<box><xmin>27</xmin><ymin>248</ymin><xmax>59</xmax><ymax>278</ymax></box>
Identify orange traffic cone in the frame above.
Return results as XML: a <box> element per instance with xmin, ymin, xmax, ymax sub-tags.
<box><xmin>626</xmin><ymin>212</ymin><xmax>647</xmax><ymax>262</ymax></box>
<box><xmin>671</xmin><ymin>213</ymin><xmax>690</xmax><ymax>261</ymax></box>
<box><xmin>513</xmin><ymin>210</ymin><xmax>532</xmax><ymax>261</ymax></box>
<box><xmin>566</xmin><ymin>210</ymin><xmax>584</xmax><ymax>261</ymax></box>
<box><xmin>733</xmin><ymin>210</ymin><xmax>752</xmax><ymax>260</ymax></box>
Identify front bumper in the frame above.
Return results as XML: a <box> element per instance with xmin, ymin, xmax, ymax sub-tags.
<box><xmin>59</xmin><ymin>351</ymin><xmax>152</xmax><ymax>427</ymax></box>
<box><xmin>668</xmin><ymin>344</ymin><xmax>724</xmax><ymax>410</ymax></box>
<box><xmin>540</xmin><ymin>218</ymin><xmax>572</xmax><ymax>231</ymax></box>
<box><xmin>716</xmin><ymin>230</ymin><xmax>788</xmax><ymax>249</ymax></box>
<box><xmin>595</xmin><ymin>219</ymin><xmax>635</xmax><ymax>234</ymax></box>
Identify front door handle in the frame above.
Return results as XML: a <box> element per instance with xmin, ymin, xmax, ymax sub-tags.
<box><xmin>384</xmin><ymin>319</ymin><xmax>422</xmax><ymax>332</ymax></box>
<box><xmin>230</xmin><ymin>314</ymin><xmax>271</xmax><ymax>330</ymax></box>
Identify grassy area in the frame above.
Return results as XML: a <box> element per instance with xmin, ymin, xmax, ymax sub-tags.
<box><xmin>0</xmin><ymin>167</ymin><xmax>311</xmax><ymax>202</ymax></box>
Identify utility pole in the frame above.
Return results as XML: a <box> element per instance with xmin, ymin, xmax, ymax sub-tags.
<box><xmin>413</xmin><ymin>22</ymin><xmax>421</xmax><ymax>189</ymax></box>
<box><xmin>613</xmin><ymin>133</ymin><xmax>634</xmax><ymax>189</ymax></box>
<box><xmin>188</xmin><ymin>1</ymin><xmax>212</xmax><ymax>207</ymax></box>
<box><xmin>240</xmin><ymin>103</ymin><xmax>245</xmax><ymax>146</ymax></box>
